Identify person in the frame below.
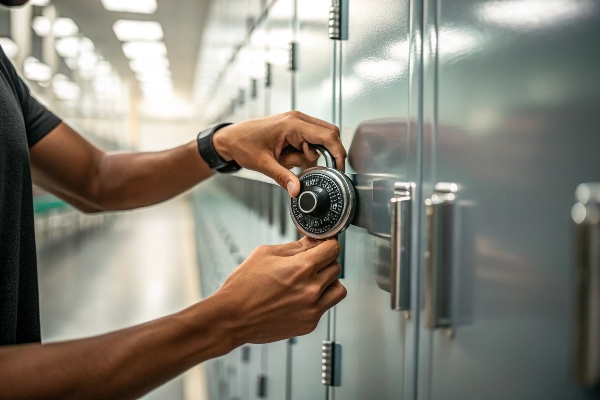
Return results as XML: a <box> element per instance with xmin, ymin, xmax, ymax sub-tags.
<box><xmin>0</xmin><ymin>0</ymin><xmax>348</xmax><ymax>397</ymax></box>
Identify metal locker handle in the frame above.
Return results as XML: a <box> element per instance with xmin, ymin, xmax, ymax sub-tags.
<box><xmin>573</xmin><ymin>183</ymin><xmax>600</xmax><ymax>389</ymax></box>
<box><xmin>425</xmin><ymin>183</ymin><xmax>458</xmax><ymax>331</ymax></box>
<box><xmin>391</xmin><ymin>183</ymin><xmax>412</xmax><ymax>312</ymax></box>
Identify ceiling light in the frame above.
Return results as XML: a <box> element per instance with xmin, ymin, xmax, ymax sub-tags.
<box><xmin>101</xmin><ymin>0</ymin><xmax>157</xmax><ymax>14</ymax></box>
<box><xmin>0</xmin><ymin>38</ymin><xmax>18</xmax><ymax>59</ymax></box>
<box><xmin>55</xmin><ymin>37</ymin><xmax>80</xmax><ymax>58</ymax></box>
<box><xmin>78</xmin><ymin>51</ymin><xmax>98</xmax><ymax>71</ymax></box>
<box><xmin>53</xmin><ymin>18</ymin><xmax>79</xmax><ymax>37</ymax></box>
<box><xmin>79</xmin><ymin>37</ymin><xmax>95</xmax><ymax>52</ymax></box>
<box><xmin>136</xmin><ymin>75</ymin><xmax>172</xmax><ymax>85</ymax></box>
<box><xmin>52</xmin><ymin>74</ymin><xmax>80</xmax><ymax>100</ymax></box>
<box><xmin>23</xmin><ymin>57</ymin><xmax>52</xmax><ymax>82</ymax></box>
<box><xmin>95</xmin><ymin>61</ymin><xmax>113</xmax><ymax>76</ymax></box>
<box><xmin>122</xmin><ymin>41</ymin><xmax>167</xmax><ymax>59</ymax></box>
<box><xmin>113</xmin><ymin>20</ymin><xmax>163</xmax><ymax>41</ymax></box>
<box><xmin>129</xmin><ymin>57</ymin><xmax>169</xmax><ymax>73</ymax></box>
<box><xmin>32</xmin><ymin>16</ymin><xmax>52</xmax><ymax>37</ymax></box>
<box><xmin>64</xmin><ymin>57</ymin><xmax>78</xmax><ymax>70</ymax></box>
<box><xmin>30</xmin><ymin>0</ymin><xmax>51</xmax><ymax>5</ymax></box>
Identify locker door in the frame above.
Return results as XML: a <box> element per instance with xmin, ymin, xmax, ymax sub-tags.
<box><xmin>287</xmin><ymin>1</ymin><xmax>335</xmax><ymax>399</ymax></box>
<box><xmin>329</xmin><ymin>0</ymin><xmax>415</xmax><ymax>399</ymax></box>
<box><xmin>418</xmin><ymin>0</ymin><xmax>600</xmax><ymax>399</ymax></box>
<box><xmin>262</xmin><ymin>2</ymin><xmax>296</xmax><ymax>399</ymax></box>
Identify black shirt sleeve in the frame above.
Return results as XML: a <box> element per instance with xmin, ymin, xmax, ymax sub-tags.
<box><xmin>0</xmin><ymin>47</ymin><xmax>62</xmax><ymax>148</ymax></box>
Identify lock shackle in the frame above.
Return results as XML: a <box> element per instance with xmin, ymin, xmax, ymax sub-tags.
<box><xmin>309</xmin><ymin>144</ymin><xmax>337</xmax><ymax>170</ymax></box>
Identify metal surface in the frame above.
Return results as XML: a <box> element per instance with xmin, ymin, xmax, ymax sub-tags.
<box><xmin>573</xmin><ymin>183</ymin><xmax>600</xmax><ymax>389</ymax></box>
<box><xmin>289</xmin><ymin>167</ymin><xmax>356</xmax><ymax>239</ymax></box>
<box><xmin>391</xmin><ymin>183</ymin><xmax>412</xmax><ymax>313</ymax></box>
<box><xmin>321</xmin><ymin>340</ymin><xmax>341</xmax><ymax>387</ymax></box>
<box><xmin>333</xmin><ymin>0</ymin><xmax>413</xmax><ymax>397</ymax></box>
<box><xmin>420</xmin><ymin>0</ymin><xmax>600</xmax><ymax>398</ymax></box>
<box><xmin>424</xmin><ymin>183</ymin><xmax>457</xmax><ymax>331</ymax></box>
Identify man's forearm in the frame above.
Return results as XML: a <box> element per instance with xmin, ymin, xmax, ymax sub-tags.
<box><xmin>95</xmin><ymin>141</ymin><xmax>214</xmax><ymax>211</ymax></box>
<box><xmin>31</xmin><ymin>123</ymin><xmax>215</xmax><ymax>212</ymax></box>
<box><xmin>0</xmin><ymin>294</ymin><xmax>235</xmax><ymax>399</ymax></box>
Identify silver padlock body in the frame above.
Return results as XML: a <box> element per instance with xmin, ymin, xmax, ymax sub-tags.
<box><xmin>289</xmin><ymin>166</ymin><xmax>356</xmax><ymax>239</ymax></box>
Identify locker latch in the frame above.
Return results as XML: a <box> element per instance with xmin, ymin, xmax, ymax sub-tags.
<box><xmin>321</xmin><ymin>340</ymin><xmax>342</xmax><ymax>387</ymax></box>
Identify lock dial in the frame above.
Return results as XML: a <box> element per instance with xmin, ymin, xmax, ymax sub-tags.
<box><xmin>289</xmin><ymin>166</ymin><xmax>356</xmax><ymax>239</ymax></box>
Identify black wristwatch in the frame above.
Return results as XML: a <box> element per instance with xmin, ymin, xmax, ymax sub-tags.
<box><xmin>196</xmin><ymin>123</ymin><xmax>242</xmax><ymax>173</ymax></box>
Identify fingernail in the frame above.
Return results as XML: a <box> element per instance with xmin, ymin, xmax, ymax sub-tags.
<box><xmin>287</xmin><ymin>182</ymin><xmax>294</xmax><ymax>196</ymax></box>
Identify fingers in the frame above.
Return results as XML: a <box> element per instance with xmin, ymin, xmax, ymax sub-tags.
<box><xmin>283</xmin><ymin>117</ymin><xmax>346</xmax><ymax>172</ymax></box>
<box><xmin>316</xmin><ymin>280</ymin><xmax>347</xmax><ymax>311</ymax></box>
<box><xmin>258</xmin><ymin>153</ymin><xmax>301</xmax><ymax>197</ymax></box>
<box><xmin>285</xmin><ymin>111</ymin><xmax>340</xmax><ymax>136</ymax></box>
<box><xmin>295</xmin><ymin>239</ymin><xmax>341</xmax><ymax>273</ymax></box>
<box><xmin>270</xmin><ymin>236</ymin><xmax>323</xmax><ymax>257</ymax></box>
<box><xmin>278</xmin><ymin>151</ymin><xmax>319</xmax><ymax>170</ymax></box>
<box><xmin>316</xmin><ymin>261</ymin><xmax>343</xmax><ymax>294</ymax></box>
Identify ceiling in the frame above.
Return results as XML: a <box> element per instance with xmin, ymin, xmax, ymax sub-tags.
<box><xmin>51</xmin><ymin>0</ymin><xmax>211</xmax><ymax>102</ymax></box>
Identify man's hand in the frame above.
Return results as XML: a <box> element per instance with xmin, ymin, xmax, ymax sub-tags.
<box><xmin>212</xmin><ymin>111</ymin><xmax>346</xmax><ymax>197</ymax></box>
<box><xmin>199</xmin><ymin>237</ymin><xmax>347</xmax><ymax>345</ymax></box>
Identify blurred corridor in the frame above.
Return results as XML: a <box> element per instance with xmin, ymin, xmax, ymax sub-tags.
<box><xmin>37</xmin><ymin>197</ymin><xmax>207</xmax><ymax>400</ymax></box>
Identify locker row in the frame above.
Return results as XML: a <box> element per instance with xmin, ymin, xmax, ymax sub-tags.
<box><xmin>192</xmin><ymin>0</ymin><xmax>600</xmax><ymax>399</ymax></box>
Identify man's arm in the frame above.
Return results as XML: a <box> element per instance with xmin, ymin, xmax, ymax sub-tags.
<box><xmin>30</xmin><ymin>111</ymin><xmax>345</xmax><ymax>212</ymax></box>
<box><xmin>0</xmin><ymin>238</ymin><xmax>346</xmax><ymax>399</ymax></box>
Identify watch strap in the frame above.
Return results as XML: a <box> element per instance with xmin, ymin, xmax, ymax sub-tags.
<box><xmin>196</xmin><ymin>123</ymin><xmax>242</xmax><ymax>173</ymax></box>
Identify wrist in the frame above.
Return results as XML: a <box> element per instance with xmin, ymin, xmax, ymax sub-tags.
<box><xmin>176</xmin><ymin>291</ymin><xmax>243</xmax><ymax>361</ymax></box>
<box><xmin>212</xmin><ymin>126</ymin><xmax>234</xmax><ymax>162</ymax></box>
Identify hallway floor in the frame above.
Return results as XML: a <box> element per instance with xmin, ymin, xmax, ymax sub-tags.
<box><xmin>36</xmin><ymin>197</ymin><xmax>206</xmax><ymax>400</ymax></box>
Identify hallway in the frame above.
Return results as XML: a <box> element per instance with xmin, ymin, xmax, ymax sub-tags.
<box><xmin>36</xmin><ymin>197</ymin><xmax>207</xmax><ymax>400</ymax></box>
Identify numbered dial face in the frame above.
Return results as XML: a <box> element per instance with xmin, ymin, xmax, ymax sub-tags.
<box><xmin>289</xmin><ymin>167</ymin><xmax>355</xmax><ymax>239</ymax></box>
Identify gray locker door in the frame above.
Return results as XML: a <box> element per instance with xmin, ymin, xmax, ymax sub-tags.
<box><xmin>418</xmin><ymin>0</ymin><xmax>600</xmax><ymax>399</ymax></box>
<box><xmin>262</xmin><ymin>1</ymin><xmax>296</xmax><ymax>399</ymax></box>
<box><xmin>331</xmin><ymin>1</ymin><xmax>415</xmax><ymax>399</ymax></box>
<box><xmin>287</xmin><ymin>1</ymin><xmax>335</xmax><ymax>399</ymax></box>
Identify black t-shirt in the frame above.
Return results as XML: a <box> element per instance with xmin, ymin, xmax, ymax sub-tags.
<box><xmin>0</xmin><ymin>46</ymin><xmax>61</xmax><ymax>345</ymax></box>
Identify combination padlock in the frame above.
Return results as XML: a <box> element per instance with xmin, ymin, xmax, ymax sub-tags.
<box><xmin>289</xmin><ymin>145</ymin><xmax>357</xmax><ymax>239</ymax></box>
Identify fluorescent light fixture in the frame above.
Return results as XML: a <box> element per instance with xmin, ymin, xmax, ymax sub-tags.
<box><xmin>32</xmin><ymin>16</ymin><xmax>52</xmax><ymax>37</ymax></box>
<box><xmin>78</xmin><ymin>51</ymin><xmax>98</xmax><ymax>71</ymax></box>
<box><xmin>55</xmin><ymin>37</ymin><xmax>80</xmax><ymax>58</ymax></box>
<box><xmin>95</xmin><ymin>61</ymin><xmax>113</xmax><ymax>76</ymax></box>
<box><xmin>101</xmin><ymin>0</ymin><xmax>157</xmax><ymax>14</ymax></box>
<box><xmin>478</xmin><ymin>0</ymin><xmax>593</xmax><ymax>30</ymax></box>
<box><xmin>52</xmin><ymin>74</ymin><xmax>80</xmax><ymax>100</ymax></box>
<box><xmin>64</xmin><ymin>57</ymin><xmax>78</xmax><ymax>70</ymax></box>
<box><xmin>30</xmin><ymin>0</ymin><xmax>51</xmax><ymax>5</ymax></box>
<box><xmin>129</xmin><ymin>57</ymin><xmax>169</xmax><ymax>73</ymax></box>
<box><xmin>0</xmin><ymin>38</ymin><xmax>18</xmax><ymax>59</ymax></box>
<box><xmin>23</xmin><ymin>57</ymin><xmax>52</xmax><ymax>82</ymax></box>
<box><xmin>136</xmin><ymin>73</ymin><xmax>172</xmax><ymax>84</ymax></box>
<box><xmin>113</xmin><ymin>20</ymin><xmax>163</xmax><ymax>41</ymax></box>
<box><xmin>53</xmin><ymin>18</ymin><xmax>79</xmax><ymax>37</ymax></box>
<box><xmin>122</xmin><ymin>41</ymin><xmax>167</xmax><ymax>59</ymax></box>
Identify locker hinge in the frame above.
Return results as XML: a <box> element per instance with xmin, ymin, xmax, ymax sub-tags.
<box><xmin>288</xmin><ymin>42</ymin><xmax>298</xmax><ymax>71</ymax></box>
<box><xmin>328</xmin><ymin>0</ymin><xmax>348</xmax><ymax>40</ymax></box>
<box><xmin>265</xmin><ymin>62</ymin><xmax>272</xmax><ymax>88</ymax></box>
<box><xmin>250</xmin><ymin>78</ymin><xmax>258</xmax><ymax>99</ymax></box>
<box><xmin>321</xmin><ymin>340</ymin><xmax>342</xmax><ymax>386</ymax></box>
<box><xmin>256</xmin><ymin>373</ymin><xmax>267</xmax><ymax>398</ymax></box>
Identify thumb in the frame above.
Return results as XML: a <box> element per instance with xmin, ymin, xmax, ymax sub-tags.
<box><xmin>260</xmin><ymin>154</ymin><xmax>301</xmax><ymax>197</ymax></box>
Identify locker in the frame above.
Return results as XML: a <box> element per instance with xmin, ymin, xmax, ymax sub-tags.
<box><xmin>332</xmin><ymin>1</ymin><xmax>416</xmax><ymax>399</ymax></box>
<box><xmin>289</xmin><ymin>1</ymin><xmax>335</xmax><ymax>399</ymax></box>
<box><xmin>192</xmin><ymin>0</ymin><xmax>600</xmax><ymax>399</ymax></box>
<box><xmin>417</xmin><ymin>0</ymin><xmax>600</xmax><ymax>399</ymax></box>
